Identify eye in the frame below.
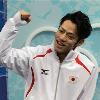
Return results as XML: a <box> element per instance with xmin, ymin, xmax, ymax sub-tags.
<box><xmin>58</xmin><ymin>29</ymin><xmax>64</xmax><ymax>33</ymax></box>
<box><xmin>67</xmin><ymin>34</ymin><xmax>75</xmax><ymax>40</ymax></box>
<box><xmin>69</xmin><ymin>36</ymin><xmax>74</xmax><ymax>40</ymax></box>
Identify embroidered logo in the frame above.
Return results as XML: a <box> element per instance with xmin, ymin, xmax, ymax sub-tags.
<box><xmin>68</xmin><ymin>75</ymin><xmax>79</xmax><ymax>84</ymax></box>
<box><xmin>41</xmin><ymin>69</ymin><xmax>49</xmax><ymax>75</ymax></box>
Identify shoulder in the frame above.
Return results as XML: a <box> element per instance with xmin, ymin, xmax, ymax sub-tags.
<box><xmin>21</xmin><ymin>45</ymin><xmax>52</xmax><ymax>55</ymax></box>
<box><xmin>76</xmin><ymin>52</ymin><xmax>95</xmax><ymax>74</ymax></box>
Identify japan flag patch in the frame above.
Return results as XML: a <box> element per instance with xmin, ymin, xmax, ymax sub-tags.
<box><xmin>68</xmin><ymin>75</ymin><xmax>79</xmax><ymax>84</ymax></box>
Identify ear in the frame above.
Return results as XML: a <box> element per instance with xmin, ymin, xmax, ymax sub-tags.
<box><xmin>77</xmin><ymin>39</ymin><xmax>84</xmax><ymax>46</ymax></box>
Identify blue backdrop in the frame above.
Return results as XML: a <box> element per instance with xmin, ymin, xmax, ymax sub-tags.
<box><xmin>0</xmin><ymin>0</ymin><xmax>7</xmax><ymax>100</ymax></box>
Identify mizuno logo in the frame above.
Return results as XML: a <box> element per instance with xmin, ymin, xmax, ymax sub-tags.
<box><xmin>41</xmin><ymin>69</ymin><xmax>49</xmax><ymax>75</ymax></box>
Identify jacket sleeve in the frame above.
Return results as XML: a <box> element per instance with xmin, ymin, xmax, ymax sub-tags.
<box><xmin>77</xmin><ymin>66</ymin><xmax>98</xmax><ymax>100</ymax></box>
<box><xmin>0</xmin><ymin>11</ymin><xmax>31</xmax><ymax>79</ymax></box>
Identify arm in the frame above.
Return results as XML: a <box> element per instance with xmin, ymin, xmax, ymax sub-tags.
<box><xmin>0</xmin><ymin>10</ymin><xmax>31</xmax><ymax>78</ymax></box>
<box><xmin>77</xmin><ymin>66</ymin><xmax>98</xmax><ymax>100</ymax></box>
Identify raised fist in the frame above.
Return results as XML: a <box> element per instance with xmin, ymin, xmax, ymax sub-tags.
<box><xmin>20</xmin><ymin>10</ymin><xmax>31</xmax><ymax>23</ymax></box>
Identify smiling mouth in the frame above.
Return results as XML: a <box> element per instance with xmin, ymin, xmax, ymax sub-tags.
<box><xmin>56</xmin><ymin>40</ymin><xmax>65</xmax><ymax>47</ymax></box>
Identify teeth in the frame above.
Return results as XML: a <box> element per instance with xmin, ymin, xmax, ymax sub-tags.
<box><xmin>58</xmin><ymin>42</ymin><xmax>62</xmax><ymax>45</ymax></box>
<box><xmin>57</xmin><ymin>41</ymin><xmax>64</xmax><ymax>46</ymax></box>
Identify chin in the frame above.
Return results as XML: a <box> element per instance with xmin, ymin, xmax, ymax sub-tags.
<box><xmin>55</xmin><ymin>47</ymin><xmax>65</xmax><ymax>54</ymax></box>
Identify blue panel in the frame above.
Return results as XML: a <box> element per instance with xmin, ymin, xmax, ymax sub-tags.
<box><xmin>0</xmin><ymin>0</ymin><xmax>7</xmax><ymax>100</ymax></box>
<box><xmin>0</xmin><ymin>1</ymin><xmax>3</xmax><ymax>11</ymax></box>
<box><xmin>0</xmin><ymin>67</ymin><xmax>7</xmax><ymax>76</ymax></box>
<box><xmin>0</xmin><ymin>0</ymin><xmax>7</xmax><ymax>30</ymax></box>
<box><xmin>0</xmin><ymin>77</ymin><xmax>7</xmax><ymax>100</ymax></box>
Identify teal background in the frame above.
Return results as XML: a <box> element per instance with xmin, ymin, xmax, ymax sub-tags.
<box><xmin>7</xmin><ymin>0</ymin><xmax>100</xmax><ymax>100</ymax></box>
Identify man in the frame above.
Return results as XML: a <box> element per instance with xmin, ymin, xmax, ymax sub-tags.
<box><xmin>0</xmin><ymin>10</ymin><xmax>98</xmax><ymax>100</ymax></box>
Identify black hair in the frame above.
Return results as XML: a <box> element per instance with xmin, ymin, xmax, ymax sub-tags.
<box><xmin>59</xmin><ymin>11</ymin><xmax>92</xmax><ymax>40</ymax></box>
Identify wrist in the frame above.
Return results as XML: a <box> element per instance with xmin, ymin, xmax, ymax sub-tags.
<box><xmin>13</xmin><ymin>11</ymin><xmax>27</xmax><ymax>26</ymax></box>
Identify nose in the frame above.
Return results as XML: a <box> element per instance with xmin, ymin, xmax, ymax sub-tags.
<box><xmin>59</xmin><ymin>33</ymin><xmax>66</xmax><ymax>41</ymax></box>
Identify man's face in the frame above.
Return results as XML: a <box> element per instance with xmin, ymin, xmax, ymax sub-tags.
<box><xmin>54</xmin><ymin>20</ymin><xmax>79</xmax><ymax>54</ymax></box>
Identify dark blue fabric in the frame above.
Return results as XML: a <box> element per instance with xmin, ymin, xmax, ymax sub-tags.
<box><xmin>0</xmin><ymin>0</ymin><xmax>7</xmax><ymax>28</ymax></box>
<box><xmin>0</xmin><ymin>76</ymin><xmax>8</xmax><ymax>100</ymax></box>
<box><xmin>0</xmin><ymin>0</ymin><xmax>7</xmax><ymax>100</ymax></box>
<box><xmin>0</xmin><ymin>67</ymin><xmax>7</xmax><ymax>76</ymax></box>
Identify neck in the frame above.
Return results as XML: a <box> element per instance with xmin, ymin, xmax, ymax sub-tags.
<box><xmin>57</xmin><ymin>51</ymin><xmax>69</xmax><ymax>63</ymax></box>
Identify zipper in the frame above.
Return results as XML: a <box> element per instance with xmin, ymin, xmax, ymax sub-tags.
<box><xmin>54</xmin><ymin>61</ymin><xmax>62</xmax><ymax>100</ymax></box>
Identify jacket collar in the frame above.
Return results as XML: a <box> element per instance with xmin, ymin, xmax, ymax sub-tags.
<box><xmin>50</xmin><ymin>43</ymin><xmax>79</xmax><ymax>62</ymax></box>
<box><xmin>64</xmin><ymin>49</ymin><xmax>78</xmax><ymax>62</ymax></box>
